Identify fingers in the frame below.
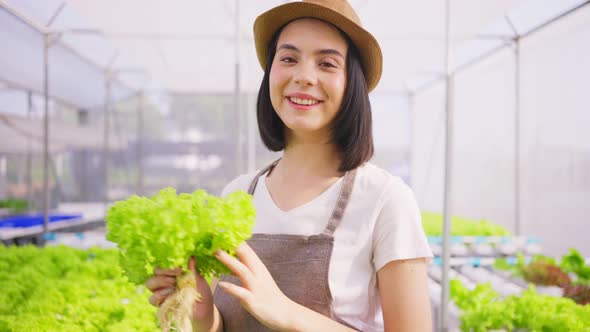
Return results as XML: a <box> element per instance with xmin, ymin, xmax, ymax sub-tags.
<box><xmin>234</xmin><ymin>243</ymin><xmax>265</xmax><ymax>273</ymax></box>
<box><xmin>148</xmin><ymin>287</ymin><xmax>175</xmax><ymax>307</ymax></box>
<box><xmin>148</xmin><ymin>267</ymin><xmax>180</xmax><ymax>307</ymax></box>
<box><xmin>215</xmin><ymin>250</ymin><xmax>253</xmax><ymax>287</ymax></box>
<box><xmin>188</xmin><ymin>256</ymin><xmax>213</xmax><ymax>300</ymax></box>
<box><xmin>154</xmin><ymin>266</ymin><xmax>182</xmax><ymax>277</ymax></box>
<box><xmin>145</xmin><ymin>275</ymin><xmax>176</xmax><ymax>292</ymax></box>
<box><xmin>217</xmin><ymin>281</ymin><xmax>250</xmax><ymax>303</ymax></box>
<box><xmin>188</xmin><ymin>257</ymin><xmax>208</xmax><ymax>284</ymax></box>
<box><xmin>188</xmin><ymin>256</ymin><xmax>196</xmax><ymax>273</ymax></box>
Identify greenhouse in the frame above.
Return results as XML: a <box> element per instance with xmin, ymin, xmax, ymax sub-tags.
<box><xmin>1</xmin><ymin>0</ymin><xmax>589</xmax><ymax>331</ymax></box>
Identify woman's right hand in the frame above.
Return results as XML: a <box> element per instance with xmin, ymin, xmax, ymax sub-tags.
<box><xmin>146</xmin><ymin>257</ymin><xmax>219</xmax><ymax>330</ymax></box>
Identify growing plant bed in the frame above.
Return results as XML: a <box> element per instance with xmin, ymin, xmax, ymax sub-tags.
<box><xmin>0</xmin><ymin>245</ymin><xmax>159</xmax><ymax>331</ymax></box>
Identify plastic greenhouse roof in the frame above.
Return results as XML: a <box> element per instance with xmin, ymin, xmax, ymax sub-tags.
<box><xmin>0</xmin><ymin>0</ymin><xmax>137</xmax><ymax>110</ymax></box>
<box><xmin>1</xmin><ymin>0</ymin><xmax>588</xmax><ymax>99</ymax></box>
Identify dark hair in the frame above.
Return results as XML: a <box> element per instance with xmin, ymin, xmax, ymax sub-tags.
<box><xmin>256</xmin><ymin>23</ymin><xmax>374</xmax><ymax>172</ymax></box>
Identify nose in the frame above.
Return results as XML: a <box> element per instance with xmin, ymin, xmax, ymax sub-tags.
<box><xmin>293</xmin><ymin>61</ymin><xmax>317</xmax><ymax>87</ymax></box>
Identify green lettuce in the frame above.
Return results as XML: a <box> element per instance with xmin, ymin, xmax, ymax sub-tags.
<box><xmin>561</xmin><ymin>249</ymin><xmax>590</xmax><ymax>284</ymax></box>
<box><xmin>421</xmin><ymin>212</ymin><xmax>510</xmax><ymax>236</ymax></box>
<box><xmin>451</xmin><ymin>279</ymin><xmax>590</xmax><ymax>331</ymax></box>
<box><xmin>0</xmin><ymin>245</ymin><xmax>159</xmax><ymax>332</ymax></box>
<box><xmin>106</xmin><ymin>188</ymin><xmax>255</xmax><ymax>284</ymax></box>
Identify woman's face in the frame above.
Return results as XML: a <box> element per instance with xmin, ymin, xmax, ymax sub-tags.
<box><xmin>269</xmin><ymin>18</ymin><xmax>348</xmax><ymax>140</ymax></box>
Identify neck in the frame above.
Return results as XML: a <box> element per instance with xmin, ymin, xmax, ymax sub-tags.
<box><xmin>275</xmin><ymin>130</ymin><xmax>343</xmax><ymax>179</ymax></box>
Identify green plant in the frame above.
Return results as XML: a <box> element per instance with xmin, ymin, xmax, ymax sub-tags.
<box><xmin>561</xmin><ymin>249</ymin><xmax>590</xmax><ymax>285</ymax></box>
<box><xmin>0</xmin><ymin>199</ymin><xmax>32</xmax><ymax>214</ymax></box>
<box><xmin>106</xmin><ymin>187</ymin><xmax>255</xmax><ymax>331</ymax></box>
<box><xmin>522</xmin><ymin>261</ymin><xmax>571</xmax><ymax>287</ymax></box>
<box><xmin>450</xmin><ymin>279</ymin><xmax>590</xmax><ymax>331</ymax></box>
<box><xmin>421</xmin><ymin>212</ymin><xmax>510</xmax><ymax>236</ymax></box>
<box><xmin>0</xmin><ymin>245</ymin><xmax>159</xmax><ymax>332</ymax></box>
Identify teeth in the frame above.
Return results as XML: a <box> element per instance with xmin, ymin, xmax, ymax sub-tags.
<box><xmin>289</xmin><ymin>97</ymin><xmax>319</xmax><ymax>105</ymax></box>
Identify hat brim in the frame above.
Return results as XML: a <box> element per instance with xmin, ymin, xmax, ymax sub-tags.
<box><xmin>253</xmin><ymin>2</ymin><xmax>382</xmax><ymax>92</ymax></box>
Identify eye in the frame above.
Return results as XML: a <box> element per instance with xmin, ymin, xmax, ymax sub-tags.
<box><xmin>320</xmin><ymin>61</ymin><xmax>337</xmax><ymax>68</ymax></box>
<box><xmin>280</xmin><ymin>56</ymin><xmax>296</xmax><ymax>63</ymax></box>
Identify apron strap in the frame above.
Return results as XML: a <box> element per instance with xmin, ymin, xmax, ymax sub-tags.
<box><xmin>247</xmin><ymin>158</ymin><xmax>357</xmax><ymax>236</ymax></box>
<box><xmin>322</xmin><ymin>168</ymin><xmax>357</xmax><ymax>236</ymax></box>
<box><xmin>247</xmin><ymin>158</ymin><xmax>281</xmax><ymax>195</ymax></box>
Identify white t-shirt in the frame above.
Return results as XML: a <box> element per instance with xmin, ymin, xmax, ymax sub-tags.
<box><xmin>220</xmin><ymin>162</ymin><xmax>433</xmax><ymax>331</ymax></box>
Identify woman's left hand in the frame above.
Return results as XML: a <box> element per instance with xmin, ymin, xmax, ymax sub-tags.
<box><xmin>215</xmin><ymin>243</ymin><xmax>296</xmax><ymax>331</ymax></box>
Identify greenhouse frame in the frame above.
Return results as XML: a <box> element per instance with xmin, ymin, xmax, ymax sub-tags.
<box><xmin>1</xmin><ymin>0</ymin><xmax>589</xmax><ymax>331</ymax></box>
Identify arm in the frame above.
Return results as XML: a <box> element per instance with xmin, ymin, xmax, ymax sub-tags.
<box><xmin>283</xmin><ymin>258</ymin><xmax>432</xmax><ymax>332</ymax></box>
<box><xmin>370</xmin><ymin>177</ymin><xmax>433</xmax><ymax>331</ymax></box>
<box><xmin>378</xmin><ymin>258</ymin><xmax>432</xmax><ymax>332</ymax></box>
<box><xmin>191</xmin><ymin>304</ymin><xmax>224</xmax><ymax>332</ymax></box>
<box><xmin>191</xmin><ymin>277</ymin><xmax>224</xmax><ymax>332</ymax></box>
<box><xmin>280</xmin><ymin>301</ymin><xmax>356</xmax><ymax>332</ymax></box>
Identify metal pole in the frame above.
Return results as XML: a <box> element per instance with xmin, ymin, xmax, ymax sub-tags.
<box><xmin>514</xmin><ymin>40</ymin><xmax>521</xmax><ymax>236</ymax></box>
<box><xmin>0</xmin><ymin>1</ymin><xmax>134</xmax><ymax>96</ymax></box>
<box><xmin>234</xmin><ymin>0</ymin><xmax>242</xmax><ymax>176</ymax></box>
<box><xmin>103</xmin><ymin>74</ymin><xmax>111</xmax><ymax>208</ymax></box>
<box><xmin>42</xmin><ymin>34</ymin><xmax>50</xmax><ymax>233</ymax></box>
<box><xmin>410</xmin><ymin>1</ymin><xmax>590</xmax><ymax>96</ymax></box>
<box><xmin>440</xmin><ymin>0</ymin><xmax>454</xmax><ymax>330</ymax></box>
<box><xmin>77</xmin><ymin>110</ymin><xmax>89</xmax><ymax>200</ymax></box>
<box><xmin>406</xmin><ymin>93</ymin><xmax>414</xmax><ymax>187</ymax></box>
<box><xmin>505</xmin><ymin>15</ymin><xmax>522</xmax><ymax>236</ymax></box>
<box><xmin>46</xmin><ymin>2</ymin><xmax>66</xmax><ymax>27</ymax></box>
<box><xmin>26</xmin><ymin>91</ymin><xmax>33</xmax><ymax>212</ymax></box>
<box><xmin>137</xmin><ymin>92</ymin><xmax>144</xmax><ymax>196</ymax></box>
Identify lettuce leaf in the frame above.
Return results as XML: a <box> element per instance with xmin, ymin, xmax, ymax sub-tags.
<box><xmin>105</xmin><ymin>188</ymin><xmax>255</xmax><ymax>284</ymax></box>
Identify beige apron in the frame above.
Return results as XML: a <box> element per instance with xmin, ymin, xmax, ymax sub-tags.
<box><xmin>213</xmin><ymin>160</ymin><xmax>360</xmax><ymax>331</ymax></box>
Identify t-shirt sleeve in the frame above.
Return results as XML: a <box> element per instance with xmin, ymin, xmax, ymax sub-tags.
<box><xmin>372</xmin><ymin>177</ymin><xmax>433</xmax><ymax>271</ymax></box>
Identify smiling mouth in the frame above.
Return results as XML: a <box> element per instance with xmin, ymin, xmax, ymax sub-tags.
<box><xmin>288</xmin><ymin>96</ymin><xmax>321</xmax><ymax>106</ymax></box>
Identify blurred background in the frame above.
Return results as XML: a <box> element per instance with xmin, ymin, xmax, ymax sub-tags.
<box><xmin>0</xmin><ymin>1</ymin><xmax>589</xmax><ymax>331</ymax></box>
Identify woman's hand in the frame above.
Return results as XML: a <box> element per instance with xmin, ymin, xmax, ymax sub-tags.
<box><xmin>215</xmin><ymin>243</ymin><xmax>297</xmax><ymax>331</ymax></box>
<box><xmin>145</xmin><ymin>258</ymin><xmax>221</xmax><ymax>331</ymax></box>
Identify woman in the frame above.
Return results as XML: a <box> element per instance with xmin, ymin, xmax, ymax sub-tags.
<box><xmin>147</xmin><ymin>1</ymin><xmax>433</xmax><ymax>331</ymax></box>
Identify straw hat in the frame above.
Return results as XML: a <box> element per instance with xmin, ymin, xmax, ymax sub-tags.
<box><xmin>253</xmin><ymin>0</ymin><xmax>383</xmax><ymax>92</ymax></box>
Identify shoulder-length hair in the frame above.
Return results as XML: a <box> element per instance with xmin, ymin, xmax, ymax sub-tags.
<box><xmin>256</xmin><ymin>23</ymin><xmax>374</xmax><ymax>172</ymax></box>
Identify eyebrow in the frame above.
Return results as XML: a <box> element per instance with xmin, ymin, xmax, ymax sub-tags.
<box><xmin>277</xmin><ymin>43</ymin><xmax>345</xmax><ymax>59</ymax></box>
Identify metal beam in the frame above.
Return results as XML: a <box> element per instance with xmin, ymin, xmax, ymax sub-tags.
<box><xmin>0</xmin><ymin>1</ymin><xmax>137</xmax><ymax>105</ymax></box>
<box><xmin>136</xmin><ymin>92</ymin><xmax>144</xmax><ymax>196</ymax></box>
<box><xmin>46</xmin><ymin>2</ymin><xmax>66</xmax><ymax>27</ymax></box>
<box><xmin>0</xmin><ymin>0</ymin><xmax>49</xmax><ymax>33</ymax></box>
<box><xmin>513</xmin><ymin>40</ymin><xmax>521</xmax><ymax>236</ymax></box>
<box><xmin>505</xmin><ymin>15</ymin><xmax>522</xmax><ymax>236</ymax></box>
<box><xmin>412</xmin><ymin>40</ymin><xmax>511</xmax><ymax>94</ymax></box>
<box><xmin>411</xmin><ymin>0</ymin><xmax>590</xmax><ymax>95</ymax></box>
<box><xmin>0</xmin><ymin>78</ymin><xmax>83</xmax><ymax>110</ymax></box>
<box><xmin>42</xmin><ymin>33</ymin><xmax>50</xmax><ymax>234</ymax></box>
<box><xmin>103</xmin><ymin>73</ymin><xmax>112</xmax><ymax>208</ymax></box>
<box><xmin>65</xmin><ymin>29</ymin><xmax>242</xmax><ymax>42</ymax></box>
<box><xmin>406</xmin><ymin>93</ymin><xmax>415</xmax><ymax>186</ymax></box>
<box><xmin>440</xmin><ymin>0</ymin><xmax>453</xmax><ymax>330</ymax></box>
<box><xmin>521</xmin><ymin>0</ymin><xmax>590</xmax><ymax>38</ymax></box>
<box><xmin>26</xmin><ymin>91</ymin><xmax>33</xmax><ymax>212</ymax></box>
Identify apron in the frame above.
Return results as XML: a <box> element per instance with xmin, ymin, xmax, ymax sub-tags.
<box><xmin>213</xmin><ymin>159</ymin><xmax>359</xmax><ymax>331</ymax></box>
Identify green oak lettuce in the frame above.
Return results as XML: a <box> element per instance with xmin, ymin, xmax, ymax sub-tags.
<box><xmin>105</xmin><ymin>188</ymin><xmax>255</xmax><ymax>284</ymax></box>
<box><xmin>451</xmin><ymin>279</ymin><xmax>590</xmax><ymax>331</ymax></box>
<box><xmin>0</xmin><ymin>245</ymin><xmax>159</xmax><ymax>332</ymax></box>
<box><xmin>561</xmin><ymin>249</ymin><xmax>590</xmax><ymax>285</ymax></box>
<box><xmin>105</xmin><ymin>188</ymin><xmax>255</xmax><ymax>331</ymax></box>
<box><xmin>421</xmin><ymin>212</ymin><xmax>510</xmax><ymax>236</ymax></box>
